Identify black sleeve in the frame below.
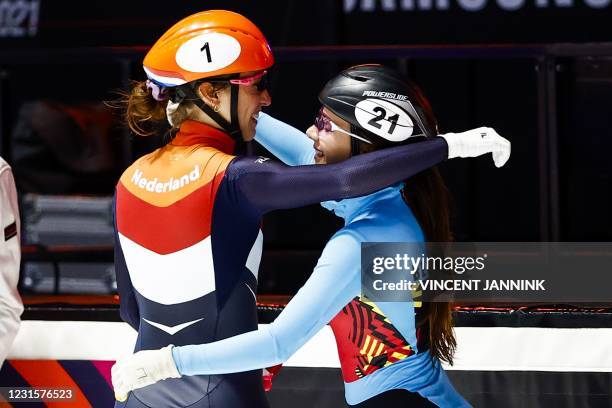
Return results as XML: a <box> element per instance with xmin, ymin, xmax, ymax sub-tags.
<box><xmin>112</xmin><ymin>194</ymin><xmax>140</xmax><ymax>331</ymax></box>
<box><xmin>227</xmin><ymin>137</ymin><xmax>448</xmax><ymax>214</ymax></box>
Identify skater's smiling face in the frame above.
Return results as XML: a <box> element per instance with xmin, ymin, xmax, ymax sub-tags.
<box><xmin>307</xmin><ymin>107</ymin><xmax>352</xmax><ymax>165</ymax></box>
<box><xmin>197</xmin><ymin>70</ymin><xmax>272</xmax><ymax>141</ymax></box>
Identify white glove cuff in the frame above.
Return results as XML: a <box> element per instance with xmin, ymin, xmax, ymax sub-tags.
<box><xmin>437</xmin><ymin>133</ymin><xmax>461</xmax><ymax>159</ymax></box>
<box><xmin>158</xmin><ymin>345</ymin><xmax>181</xmax><ymax>380</ymax></box>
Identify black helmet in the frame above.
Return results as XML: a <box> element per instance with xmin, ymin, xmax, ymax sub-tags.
<box><xmin>318</xmin><ymin>64</ymin><xmax>438</xmax><ymax>150</ymax></box>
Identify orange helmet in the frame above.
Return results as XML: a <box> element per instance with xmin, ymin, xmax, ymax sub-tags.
<box><xmin>143</xmin><ymin>10</ymin><xmax>274</xmax><ymax>87</ymax></box>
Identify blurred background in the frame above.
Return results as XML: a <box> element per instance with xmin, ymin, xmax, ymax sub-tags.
<box><xmin>1</xmin><ymin>1</ymin><xmax>611</xmax><ymax>406</ymax></box>
<box><xmin>1</xmin><ymin>0</ymin><xmax>609</xmax><ymax>296</ymax></box>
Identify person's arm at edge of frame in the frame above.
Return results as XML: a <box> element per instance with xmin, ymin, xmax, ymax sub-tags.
<box><xmin>0</xmin><ymin>162</ymin><xmax>24</xmax><ymax>363</ymax></box>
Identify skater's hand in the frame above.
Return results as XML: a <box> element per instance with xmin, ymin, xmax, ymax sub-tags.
<box><xmin>112</xmin><ymin>345</ymin><xmax>180</xmax><ymax>401</ymax></box>
<box><xmin>438</xmin><ymin>127</ymin><xmax>511</xmax><ymax>168</ymax></box>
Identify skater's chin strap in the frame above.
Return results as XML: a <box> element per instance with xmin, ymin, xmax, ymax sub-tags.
<box><xmin>171</xmin><ymin>82</ymin><xmax>244</xmax><ymax>147</ymax></box>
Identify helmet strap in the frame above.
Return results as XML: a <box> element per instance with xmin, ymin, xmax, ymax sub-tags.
<box><xmin>229</xmin><ymin>83</ymin><xmax>245</xmax><ymax>148</ymax></box>
<box><xmin>176</xmin><ymin>84</ymin><xmax>244</xmax><ymax>146</ymax></box>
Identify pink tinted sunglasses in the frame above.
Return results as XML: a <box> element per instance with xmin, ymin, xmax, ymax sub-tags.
<box><xmin>314</xmin><ymin>107</ymin><xmax>372</xmax><ymax>144</ymax></box>
<box><xmin>229</xmin><ymin>70</ymin><xmax>269</xmax><ymax>91</ymax></box>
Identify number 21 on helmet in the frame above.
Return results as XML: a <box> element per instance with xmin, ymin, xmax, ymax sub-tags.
<box><xmin>318</xmin><ymin>64</ymin><xmax>439</xmax><ymax>148</ymax></box>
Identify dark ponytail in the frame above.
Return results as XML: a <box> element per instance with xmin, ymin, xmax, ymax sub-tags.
<box><xmin>402</xmin><ymin>167</ymin><xmax>457</xmax><ymax>365</ymax></box>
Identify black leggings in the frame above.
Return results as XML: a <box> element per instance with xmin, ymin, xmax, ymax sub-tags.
<box><xmin>350</xmin><ymin>389</ymin><xmax>438</xmax><ymax>408</ymax></box>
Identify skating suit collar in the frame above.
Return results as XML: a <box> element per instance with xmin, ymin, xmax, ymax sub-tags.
<box><xmin>171</xmin><ymin>120</ymin><xmax>236</xmax><ymax>154</ymax></box>
<box><xmin>321</xmin><ymin>183</ymin><xmax>403</xmax><ymax>224</ymax></box>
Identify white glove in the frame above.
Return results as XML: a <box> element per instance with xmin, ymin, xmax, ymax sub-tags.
<box><xmin>438</xmin><ymin>127</ymin><xmax>511</xmax><ymax>168</ymax></box>
<box><xmin>111</xmin><ymin>345</ymin><xmax>181</xmax><ymax>402</ymax></box>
